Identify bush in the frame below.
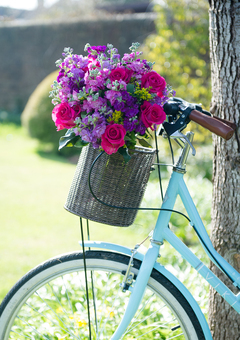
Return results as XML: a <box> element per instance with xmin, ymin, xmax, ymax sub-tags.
<box><xmin>21</xmin><ymin>71</ymin><xmax>79</xmax><ymax>157</ymax></box>
<box><xmin>143</xmin><ymin>0</ymin><xmax>211</xmax><ymax>108</ymax></box>
<box><xmin>142</xmin><ymin>0</ymin><xmax>212</xmax><ymax>144</ymax></box>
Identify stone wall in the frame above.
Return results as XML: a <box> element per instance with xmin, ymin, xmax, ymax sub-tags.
<box><xmin>0</xmin><ymin>13</ymin><xmax>156</xmax><ymax>114</ymax></box>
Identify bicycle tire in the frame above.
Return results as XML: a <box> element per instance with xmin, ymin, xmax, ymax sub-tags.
<box><xmin>0</xmin><ymin>251</ymin><xmax>205</xmax><ymax>339</ymax></box>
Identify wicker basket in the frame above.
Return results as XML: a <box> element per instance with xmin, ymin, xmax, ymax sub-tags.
<box><xmin>64</xmin><ymin>144</ymin><xmax>156</xmax><ymax>226</ymax></box>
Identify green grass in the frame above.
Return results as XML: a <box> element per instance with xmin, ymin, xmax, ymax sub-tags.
<box><xmin>0</xmin><ymin>124</ymin><xmax>140</xmax><ymax>302</ymax></box>
<box><xmin>0</xmin><ymin>122</ymin><xmax>213</xmax><ymax>319</ymax></box>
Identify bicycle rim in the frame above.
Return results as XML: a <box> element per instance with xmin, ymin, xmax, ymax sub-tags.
<box><xmin>0</xmin><ymin>251</ymin><xmax>205</xmax><ymax>339</ymax></box>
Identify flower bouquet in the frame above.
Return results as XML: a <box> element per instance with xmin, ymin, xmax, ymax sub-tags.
<box><xmin>50</xmin><ymin>43</ymin><xmax>174</xmax><ymax>226</ymax></box>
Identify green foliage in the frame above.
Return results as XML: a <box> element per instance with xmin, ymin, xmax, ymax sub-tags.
<box><xmin>21</xmin><ymin>71</ymin><xmax>78</xmax><ymax>156</ymax></box>
<box><xmin>59</xmin><ymin>129</ymin><xmax>88</xmax><ymax>150</ymax></box>
<box><xmin>143</xmin><ymin>0</ymin><xmax>211</xmax><ymax>109</ymax></box>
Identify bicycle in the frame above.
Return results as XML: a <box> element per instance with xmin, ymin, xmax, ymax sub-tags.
<box><xmin>0</xmin><ymin>98</ymin><xmax>238</xmax><ymax>340</ymax></box>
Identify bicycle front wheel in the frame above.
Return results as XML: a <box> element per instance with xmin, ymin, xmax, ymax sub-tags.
<box><xmin>0</xmin><ymin>251</ymin><xmax>205</xmax><ymax>339</ymax></box>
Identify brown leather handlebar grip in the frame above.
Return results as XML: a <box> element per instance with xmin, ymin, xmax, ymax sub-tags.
<box><xmin>189</xmin><ymin>110</ymin><xmax>235</xmax><ymax>140</ymax></box>
<box><xmin>212</xmin><ymin>115</ymin><xmax>237</xmax><ymax>130</ymax></box>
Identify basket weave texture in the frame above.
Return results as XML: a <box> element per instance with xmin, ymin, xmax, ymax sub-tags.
<box><xmin>64</xmin><ymin>144</ymin><xmax>156</xmax><ymax>227</ymax></box>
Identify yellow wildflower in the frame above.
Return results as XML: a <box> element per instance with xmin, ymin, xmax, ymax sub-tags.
<box><xmin>109</xmin><ymin>311</ymin><xmax>115</xmax><ymax>318</ymax></box>
<box><xmin>107</xmin><ymin>110</ymin><xmax>123</xmax><ymax>124</ymax></box>
<box><xmin>56</xmin><ymin>307</ymin><xmax>63</xmax><ymax>314</ymax></box>
<box><xmin>134</xmin><ymin>83</ymin><xmax>152</xmax><ymax>101</ymax></box>
<box><xmin>69</xmin><ymin>313</ymin><xmax>88</xmax><ymax>328</ymax></box>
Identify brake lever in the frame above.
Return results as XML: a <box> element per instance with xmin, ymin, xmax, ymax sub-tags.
<box><xmin>170</xmin><ymin>131</ymin><xmax>196</xmax><ymax>156</ymax></box>
<box><xmin>163</xmin><ymin>98</ymin><xmax>210</xmax><ymax>137</ymax></box>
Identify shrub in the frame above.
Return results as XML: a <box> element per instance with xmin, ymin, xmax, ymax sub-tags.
<box><xmin>143</xmin><ymin>0</ymin><xmax>211</xmax><ymax>108</ymax></box>
<box><xmin>142</xmin><ymin>0</ymin><xmax>212</xmax><ymax>144</ymax></box>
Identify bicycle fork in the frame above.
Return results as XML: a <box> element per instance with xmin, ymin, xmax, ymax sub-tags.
<box><xmin>110</xmin><ymin>241</ymin><xmax>161</xmax><ymax>340</ymax></box>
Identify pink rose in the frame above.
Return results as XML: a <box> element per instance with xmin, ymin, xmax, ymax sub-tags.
<box><xmin>157</xmin><ymin>91</ymin><xmax>164</xmax><ymax>98</ymax></box>
<box><xmin>141</xmin><ymin>71</ymin><xmax>166</xmax><ymax>93</ymax></box>
<box><xmin>52</xmin><ymin>102</ymin><xmax>80</xmax><ymax>131</ymax></box>
<box><xmin>109</xmin><ymin>67</ymin><xmax>133</xmax><ymax>83</ymax></box>
<box><xmin>140</xmin><ymin>101</ymin><xmax>166</xmax><ymax>130</ymax></box>
<box><xmin>101</xmin><ymin>123</ymin><xmax>126</xmax><ymax>155</ymax></box>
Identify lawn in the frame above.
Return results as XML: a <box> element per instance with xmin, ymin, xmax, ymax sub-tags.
<box><xmin>0</xmin><ymin>123</ymin><xmax>140</xmax><ymax>302</ymax></box>
<box><xmin>0</xmin><ymin>122</ymin><xmax>212</xmax><ymax>318</ymax></box>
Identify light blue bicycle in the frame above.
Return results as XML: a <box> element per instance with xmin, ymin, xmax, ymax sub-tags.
<box><xmin>0</xmin><ymin>98</ymin><xmax>238</xmax><ymax>340</ymax></box>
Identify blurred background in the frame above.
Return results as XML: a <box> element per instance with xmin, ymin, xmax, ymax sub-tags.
<box><xmin>0</xmin><ymin>0</ymin><xmax>212</xmax><ymax>316</ymax></box>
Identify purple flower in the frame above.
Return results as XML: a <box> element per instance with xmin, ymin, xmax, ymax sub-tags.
<box><xmin>113</xmin><ymin>100</ymin><xmax>125</xmax><ymax>111</ymax></box>
<box><xmin>87</xmin><ymin>45</ymin><xmax>106</xmax><ymax>59</ymax></box>
<box><xmin>79</xmin><ymin>111</ymin><xmax>106</xmax><ymax>145</ymax></box>
<box><xmin>123</xmin><ymin>119</ymin><xmax>137</xmax><ymax>132</ymax></box>
<box><xmin>82</xmin><ymin>97</ymin><xmax>108</xmax><ymax>113</ymax></box>
<box><xmin>135</xmin><ymin>121</ymin><xmax>147</xmax><ymax>135</ymax></box>
<box><xmin>71</xmin><ymin>68</ymin><xmax>85</xmax><ymax>80</ymax></box>
<box><xmin>105</xmin><ymin>90</ymin><xmax>122</xmax><ymax>106</ymax></box>
<box><xmin>51</xmin><ymin>43</ymin><xmax>174</xmax><ymax>154</ymax></box>
<box><xmin>81</xmin><ymin>128</ymin><xmax>96</xmax><ymax>143</ymax></box>
<box><xmin>57</xmin><ymin>70</ymin><xmax>65</xmax><ymax>83</ymax></box>
<box><xmin>124</xmin><ymin>105</ymin><xmax>139</xmax><ymax>118</ymax></box>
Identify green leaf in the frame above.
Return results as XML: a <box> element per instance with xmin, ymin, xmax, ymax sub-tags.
<box><xmin>118</xmin><ymin>147</ymin><xmax>131</xmax><ymax>163</ymax></box>
<box><xmin>58</xmin><ymin>129</ymin><xmax>88</xmax><ymax>150</ymax></box>
<box><xmin>126</xmin><ymin>83</ymin><xmax>135</xmax><ymax>94</ymax></box>
<box><xmin>137</xmin><ymin>137</ymin><xmax>152</xmax><ymax>148</ymax></box>
<box><xmin>64</xmin><ymin>128</ymin><xmax>75</xmax><ymax>137</ymax></box>
<box><xmin>74</xmin><ymin>139</ymin><xmax>89</xmax><ymax>148</ymax></box>
<box><xmin>59</xmin><ymin>134</ymin><xmax>78</xmax><ymax>149</ymax></box>
<box><xmin>80</xmin><ymin>111</ymin><xmax>87</xmax><ymax>119</ymax></box>
<box><xmin>124</xmin><ymin>136</ymin><xmax>132</xmax><ymax>141</ymax></box>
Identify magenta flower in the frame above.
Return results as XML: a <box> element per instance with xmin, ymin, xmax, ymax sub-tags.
<box><xmin>50</xmin><ymin>43</ymin><xmax>174</xmax><ymax>154</ymax></box>
<box><xmin>52</xmin><ymin>102</ymin><xmax>81</xmax><ymax>131</ymax></box>
<box><xmin>109</xmin><ymin>67</ymin><xmax>133</xmax><ymax>83</ymax></box>
<box><xmin>140</xmin><ymin>101</ymin><xmax>166</xmax><ymax>130</ymax></box>
<box><xmin>101</xmin><ymin>123</ymin><xmax>126</xmax><ymax>155</ymax></box>
<box><xmin>87</xmin><ymin>45</ymin><xmax>106</xmax><ymax>59</ymax></box>
<box><xmin>141</xmin><ymin>71</ymin><xmax>167</xmax><ymax>94</ymax></box>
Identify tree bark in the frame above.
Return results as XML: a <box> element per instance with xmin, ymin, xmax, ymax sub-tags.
<box><xmin>208</xmin><ymin>0</ymin><xmax>240</xmax><ymax>339</ymax></box>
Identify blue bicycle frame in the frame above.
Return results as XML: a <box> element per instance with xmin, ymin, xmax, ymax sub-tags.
<box><xmin>81</xmin><ymin>131</ymin><xmax>240</xmax><ymax>340</ymax></box>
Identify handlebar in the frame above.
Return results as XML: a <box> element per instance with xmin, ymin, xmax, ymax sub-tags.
<box><xmin>189</xmin><ymin>110</ymin><xmax>235</xmax><ymax>140</ymax></box>
<box><xmin>163</xmin><ymin>98</ymin><xmax>236</xmax><ymax>140</ymax></box>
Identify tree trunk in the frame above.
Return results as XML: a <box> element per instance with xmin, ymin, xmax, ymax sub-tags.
<box><xmin>208</xmin><ymin>0</ymin><xmax>240</xmax><ymax>339</ymax></box>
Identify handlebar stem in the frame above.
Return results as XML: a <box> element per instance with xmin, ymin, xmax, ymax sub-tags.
<box><xmin>173</xmin><ymin>131</ymin><xmax>195</xmax><ymax>173</ymax></box>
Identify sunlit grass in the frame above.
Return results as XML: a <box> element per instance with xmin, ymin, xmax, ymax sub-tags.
<box><xmin>0</xmin><ymin>122</ymin><xmax>213</xmax><ymax>325</ymax></box>
<box><xmin>0</xmin><ymin>124</ymin><xmax>139</xmax><ymax>302</ymax></box>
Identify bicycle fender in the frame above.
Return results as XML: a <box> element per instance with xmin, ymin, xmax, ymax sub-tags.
<box><xmin>79</xmin><ymin>241</ymin><xmax>213</xmax><ymax>340</ymax></box>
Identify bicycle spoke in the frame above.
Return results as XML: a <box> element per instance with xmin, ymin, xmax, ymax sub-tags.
<box><xmin>131</xmin><ymin>292</ymin><xmax>155</xmax><ymax>321</ymax></box>
<box><xmin>47</xmin><ymin>281</ymin><xmax>79</xmax><ymax>331</ymax></box>
<box><xmin>96</xmin><ymin>271</ymin><xmax>114</xmax><ymax>330</ymax></box>
<box><xmin>10</xmin><ymin>330</ymin><xmax>32</xmax><ymax>339</ymax></box>
<box><xmin>24</xmin><ymin>301</ymin><xmax>81</xmax><ymax>339</ymax></box>
<box><xmin>90</xmin><ymin>270</ymin><xmax>98</xmax><ymax>338</ymax></box>
<box><xmin>125</xmin><ymin>314</ymin><xmax>179</xmax><ymax>338</ymax></box>
<box><xmin>99</xmin><ymin>282</ymin><xmax>123</xmax><ymax>339</ymax></box>
<box><xmin>1</xmin><ymin>253</ymin><xmax>203</xmax><ymax>340</ymax></box>
<box><xmin>123</xmin><ymin>293</ymin><xmax>162</xmax><ymax>333</ymax></box>
<box><xmin>167</xmin><ymin>333</ymin><xmax>184</xmax><ymax>339</ymax></box>
<box><xmin>14</xmin><ymin>316</ymin><xmax>50</xmax><ymax>340</ymax></box>
<box><xmin>33</xmin><ymin>291</ymin><xmax>80</xmax><ymax>339</ymax></box>
<box><xmin>124</xmin><ymin>302</ymin><xmax>167</xmax><ymax>335</ymax></box>
<box><xmin>61</xmin><ymin>275</ymin><xmax>82</xmax><ymax>339</ymax></box>
<box><xmin>133</xmin><ymin>323</ymin><xmax>183</xmax><ymax>339</ymax></box>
